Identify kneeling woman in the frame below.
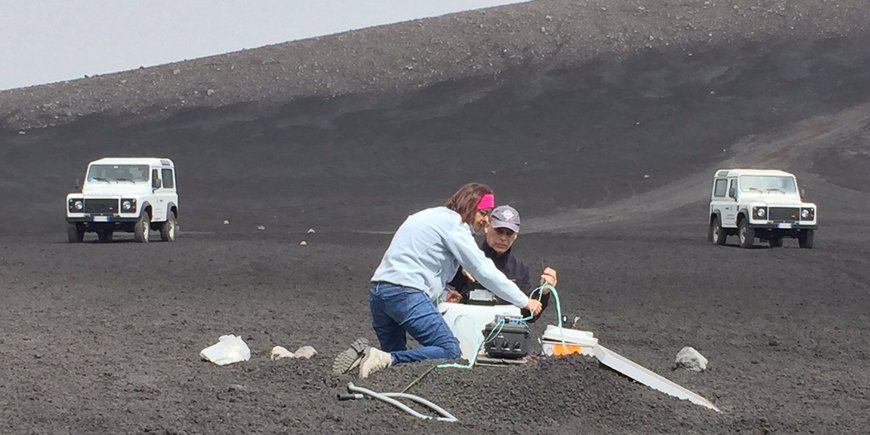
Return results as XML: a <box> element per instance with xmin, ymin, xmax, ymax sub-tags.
<box><xmin>354</xmin><ymin>182</ymin><xmax>542</xmax><ymax>378</ymax></box>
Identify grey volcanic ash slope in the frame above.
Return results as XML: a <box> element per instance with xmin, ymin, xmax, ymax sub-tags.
<box><xmin>1</xmin><ymin>0</ymin><xmax>868</xmax><ymax>129</ymax></box>
<box><xmin>1</xmin><ymin>0</ymin><xmax>869</xmax><ymax>234</ymax></box>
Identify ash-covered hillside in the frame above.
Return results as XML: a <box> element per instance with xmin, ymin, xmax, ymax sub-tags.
<box><xmin>2</xmin><ymin>0</ymin><xmax>868</xmax><ymax>130</ymax></box>
<box><xmin>1</xmin><ymin>0</ymin><xmax>869</xmax><ymax>234</ymax></box>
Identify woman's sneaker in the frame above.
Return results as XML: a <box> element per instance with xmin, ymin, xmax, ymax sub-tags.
<box><xmin>359</xmin><ymin>347</ymin><xmax>393</xmax><ymax>378</ymax></box>
<box><xmin>332</xmin><ymin>338</ymin><xmax>370</xmax><ymax>374</ymax></box>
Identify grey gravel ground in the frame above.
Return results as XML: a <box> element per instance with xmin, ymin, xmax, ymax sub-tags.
<box><xmin>1</xmin><ymin>0</ymin><xmax>869</xmax><ymax>433</ymax></box>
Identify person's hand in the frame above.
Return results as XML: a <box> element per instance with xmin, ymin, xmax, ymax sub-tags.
<box><xmin>540</xmin><ymin>267</ymin><xmax>558</xmax><ymax>294</ymax></box>
<box><xmin>525</xmin><ymin>299</ymin><xmax>543</xmax><ymax>316</ymax></box>
<box><xmin>445</xmin><ymin>289</ymin><xmax>463</xmax><ymax>303</ymax></box>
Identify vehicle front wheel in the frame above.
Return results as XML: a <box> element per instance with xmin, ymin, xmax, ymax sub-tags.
<box><xmin>798</xmin><ymin>230</ymin><xmax>814</xmax><ymax>249</ymax></box>
<box><xmin>160</xmin><ymin>211</ymin><xmax>178</xmax><ymax>242</ymax></box>
<box><xmin>711</xmin><ymin>217</ymin><xmax>727</xmax><ymax>246</ymax></box>
<box><xmin>738</xmin><ymin>219</ymin><xmax>755</xmax><ymax>249</ymax></box>
<box><xmin>67</xmin><ymin>224</ymin><xmax>84</xmax><ymax>243</ymax></box>
<box><xmin>134</xmin><ymin>213</ymin><xmax>150</xmax><ymax>243</ymax></box>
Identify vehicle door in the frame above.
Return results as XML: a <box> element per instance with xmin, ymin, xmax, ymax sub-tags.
<box><xmin>150</xmin><ymin>167</ymin><xmax>167</xmax><ymax>221</ymax></box>
<box><xmin>721</xmin><ymin>178</ymin><xmax>738</xmax><ymax>227</ymax></box>
<box><xmin>710</xmin><ymin>177</ymin><xmax>728</xmax><ymax>222</ymax></box>
<box><xmin>153</xmin><ymin>166</ymin><xmax>177</xmax><ymax>221</ymax></box>
<box><xmin>159</xmin><ymin>167</ymin><xmax>177</xmax><ymax>215</ymax></box>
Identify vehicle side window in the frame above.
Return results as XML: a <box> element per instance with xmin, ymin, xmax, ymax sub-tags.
<box><xmin>151</xmin><ymin>169</ymin><xmax>161</xmax><ymax>188</ymax></box>
<box><xmin>161</xmin><ymin>169</ymin><xmax>174</xmax><ymax>189</ymax></box>
<box><xmin>728</xmin><ymin>179</ymin><xmax>738</xmax><ymax>198</ymax></box>
<box><xmin>713</xmin><ymin>179</ymin><xmax>727</xmax><ymax>197</ymax></box>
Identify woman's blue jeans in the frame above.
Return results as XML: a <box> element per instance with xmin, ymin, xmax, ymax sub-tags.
<box><xmin>369</xmin><ymin>282</ymin><xmax>461</xmax><ymax>365</ymax></box>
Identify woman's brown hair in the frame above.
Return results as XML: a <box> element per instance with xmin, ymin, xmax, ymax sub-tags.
<box><xmin>444</xmin><ymin>182</ymin><xmax>494</xmax><ymax>224</ymax></box>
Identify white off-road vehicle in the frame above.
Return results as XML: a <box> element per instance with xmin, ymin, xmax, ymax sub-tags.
<box><xmin>708</xmin><ymin>169</ymin><xmax>817</xmax><ymax>249</ymax></box>
<box><xmin>66</xmin><ymin>157</ymin><xmax>179</xmax><ymax>243</ymax></box>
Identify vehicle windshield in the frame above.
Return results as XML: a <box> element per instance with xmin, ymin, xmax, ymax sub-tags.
<box><xmin>86</xmin><ymin>164</ymin><xmax>149</xmax><ymax>183</ymax></box>
<box><xmin>739</xmin><ymin>175</ymin><xmax>796</xmax><ymax>193</ymax></box>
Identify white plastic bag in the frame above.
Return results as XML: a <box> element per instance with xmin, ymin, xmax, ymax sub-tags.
<box><xmin>200</xmin><ymin>335</ymin><xmax>251</xmax><ymax>366</ymax></box>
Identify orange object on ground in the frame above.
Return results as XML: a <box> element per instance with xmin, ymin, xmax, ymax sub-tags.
<box><xmin>543</xmin><ymin>342</ymin><xmax>583</xmax><ymax>356</ymax></box>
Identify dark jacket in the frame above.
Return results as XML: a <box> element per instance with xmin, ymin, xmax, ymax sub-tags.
<box><xmin>448</xmin><ymin>241</ymin><xmax>551</xmax><ymax>320</ymax></box>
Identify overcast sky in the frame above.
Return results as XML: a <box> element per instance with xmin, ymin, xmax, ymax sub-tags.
<box><xmin>0</xmin><ymin>0</ymin><xmax>527</xmax><ymax>91</ymax></box>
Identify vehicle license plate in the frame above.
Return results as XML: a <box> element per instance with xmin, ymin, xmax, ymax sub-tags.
<box><xmin>93</xmin><ymin>216</ymin><xmax>110</xmax><ymax>222</ymax></box>
<box><xmin>777</xmin><ymin>223</ymin><xmax>792</xmax><ymax>229</ymax></box>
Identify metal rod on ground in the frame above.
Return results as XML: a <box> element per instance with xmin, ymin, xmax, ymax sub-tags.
<box><xmin>401</xmin><ymin>365</ymin><xmax>437</xmax><ymax>393</ymax></box>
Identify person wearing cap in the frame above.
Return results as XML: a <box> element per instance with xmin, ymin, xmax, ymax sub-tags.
<box><xmin>334</xmin><ymin>183</ymin><xmax>543</xmax><ymax>378</ymax></box>
<box><xmin>445</xmin><ymin>205</ymin><xmax>558</xmax><ymax>321</ymax></box>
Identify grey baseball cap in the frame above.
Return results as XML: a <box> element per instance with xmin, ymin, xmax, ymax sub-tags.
<box><xmin>490</xmin><ymin>205</ymin><xmax>521</xmax><ymax>233</ymax></box>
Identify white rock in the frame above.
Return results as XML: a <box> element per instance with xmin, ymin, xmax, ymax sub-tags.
<box><xmin>270</xmin><ymin>346</ymin><xmax>294</xmax><ymax>360</ymax></box>
<box><xmin>307</xmin><ymin>228</ymin><xmax>316</xmax><ymax>234</ymax></box>
<box><xmin>257</xmin><ymin>225</ymin><xmax>266</xmax><ymax>231</ymax></box>
<box><xmin>292</xmin><ymin>346</ymin><xmax>317</xmax><ymax>359</ymax></box>
<box><xmin>223</xmin><ymin>220</ymin><xmax>230</xmax><ymax>225</ymax></box>
<box><xmin>675</xmin><ymin>346</ymin><xmax>708</xmax><ymax>372</ymax></box>
<box><xmin>299</xmin><ymin>240</ymin><xmax>307</xmax><ymax>246</ymax></box>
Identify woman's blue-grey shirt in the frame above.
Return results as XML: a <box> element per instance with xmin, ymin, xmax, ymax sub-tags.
<box><xmin>371</xmin><ymin>206</ymin><xmax>530</xmax><ymax>308</ymax></box>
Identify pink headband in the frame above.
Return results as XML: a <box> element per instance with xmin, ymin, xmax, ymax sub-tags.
<box><xmin>476</xmin><ymin>193</ymin><xmax>495</xmax><ymax>210</ymax></box>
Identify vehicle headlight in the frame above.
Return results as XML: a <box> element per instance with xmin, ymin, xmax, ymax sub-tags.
<box><xmin>801</xmin><ymin>208</ymin><xmax>814</xmax><ymax>220</ymax></box>
<box><xmin>69</xmin><ymin>199</ymin><xmax>84</xmax><ymax>212</ymax></box>
<box><xmin>753</xmin><ymin>206</ymin><xmax>767</xmax><ymax>219</ymax></box>
<box><xmin>121</xmin><ymin>198</ymin><xmax>137</xmax><ymax>213</ymax></box>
